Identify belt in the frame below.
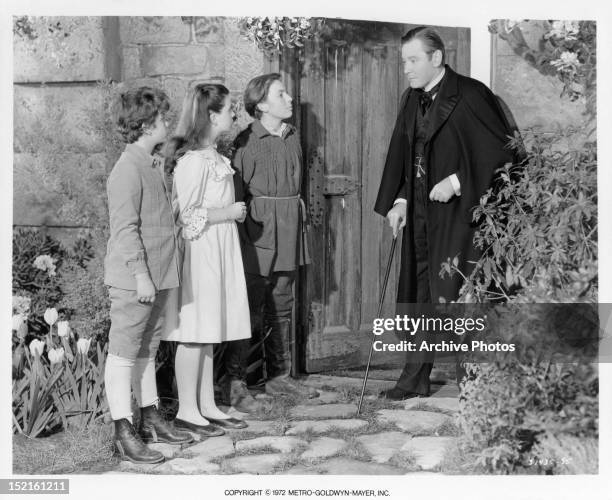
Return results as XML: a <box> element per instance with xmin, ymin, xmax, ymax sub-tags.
<box><xmin>252</xmin><ymin>195</ymin><xmax>308</xmax><ymax>228</ymax></box>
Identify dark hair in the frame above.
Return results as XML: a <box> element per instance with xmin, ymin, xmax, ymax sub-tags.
<box><xmin>401</xmin><ymin>26</ymin><xmax>446</xmax><ymax>65</ymax></box>
<box><xmin>164</xmin><ymin>83</ymin><xmax>229</xmax><ymax>174</ymax></box>
<box><xmin>243</xmin><ymin>73</ymin><xmax>282</xmax><ymax>119</ymax></box>
<box><xmin>116</xmin><ymin>86</ymin><xmax>170</xmax><ymax>144</ymax></box>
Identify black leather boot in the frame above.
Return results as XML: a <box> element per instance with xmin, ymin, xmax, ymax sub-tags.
<box><xmin>265</xmin><ymin>319</ymin><xmax>319</xmax><ymax>399</ymax></box>
<box><xmin>138</xmin><ymin>405</ymin><xmax>193</xmax><ymax>445</ymax></box>
<box><xmin>114</xmin><ymin>418</ymin><xmax>165</xmax><ymax>464</ymax></box>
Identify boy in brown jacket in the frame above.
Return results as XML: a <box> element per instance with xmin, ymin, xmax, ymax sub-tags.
<box><xmin>104</xmin><ymin>87</ymin><xmax>191</xmax><ymax>464</ymax></box>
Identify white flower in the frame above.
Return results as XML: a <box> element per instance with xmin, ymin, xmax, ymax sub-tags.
<box><xmin>57</xmin><ymin>320</ymin><xmax>71</xmax><ymax>338</ymax></box>
<box><xmin>559</xmin><ymin>51</ymin><xmax>580</xmax><ymax>65</ymax></box>
<box><xmin>547</xmin><ymin>20</ymin><xmax>580</xmax><ymax>40</ymax></box>
<box><xmin>29</xmin><ymin>339</ymin><xmax>45</xmax><ymax>357</ymax></box>
<box><xmin>33</xmin><ymin>255</ymin><xmax>57</xmax><ymax>276</ymax></box>
<box><xmin>12</xmin><ymin>295</ymin><xmax>31</xmax><ymax>315</ymax></box>
<box><xmin>256</xmin><ymin>30</ymin><xmax>263</xmax><ymax>37</ymax></box>
<box><xmin>13</xmin><ymin>314</ymin><xmax>29</xmax><ymax>341</ymax></box>
<box><xmin>551</xmin><ymin>51</ymin><xmax>581</xmax><ymax>71</ymax></box>
<box><xmin>48</xmin><ymin>347</ymin><xmax>65</xmax><ymax>365</ymax></box>
<box><xmin>12</xmin><ymin>314</ymin><xmax>26</xmax><ymax>331</ymax></box>
<box><xmin>76</xmin><ymin>338</ymin><xmax>92</xmax><ymax>355</ymax></box>
<box><xmin>43</xmin><ymin>308</ymin><xmax>58</xmax><ymax>326</ymax></box>
<box><xmin>300</xmin><ymin>19</ymin><xmax>311</xmax><ymax>29</ymax></box>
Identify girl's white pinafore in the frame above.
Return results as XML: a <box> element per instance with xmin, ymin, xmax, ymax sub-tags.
<box><xmin>163</xmin><ymin>148</ymin><xmax>251</xmax><ymax>344</ymax></box>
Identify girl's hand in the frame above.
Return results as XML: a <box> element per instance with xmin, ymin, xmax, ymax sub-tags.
<box><xmin>227</xmin><ymin>202</ymin><xmax>247</xmax><ymax>221</ymax></box>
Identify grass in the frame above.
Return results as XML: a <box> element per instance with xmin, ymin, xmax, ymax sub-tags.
<box><xmin>13</xmin><ymin>422</ymin><xmax>118</xmax><ymax>474</ymax></box>
<box><xmin>432</xmin><ymin>437</ymin><xmax>486</xmax><ymax>474</ymax></box>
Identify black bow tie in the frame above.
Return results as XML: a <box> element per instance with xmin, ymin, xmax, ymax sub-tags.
<box><xmin>418</xmin><ymin>81</ymin><xmax>442</xmax><ymax>115</ymax></box>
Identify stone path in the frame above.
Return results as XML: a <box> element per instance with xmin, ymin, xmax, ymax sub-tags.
<box><xmin>108</xmin><ymin>374</ymin><xmax>460</xmax><ymax>475</ymax></box>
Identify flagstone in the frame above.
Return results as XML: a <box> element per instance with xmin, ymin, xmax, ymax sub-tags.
<box><xmin>290</xmin><ymin>403</ymin><xmax>357</xmax><ymax>419</ymax></box>
<box><xmin>403</xmin><ymin>396</ymin><xmax>460</xmax><ymax>413</ymax></box>
<box><xmin>356</xmin><ymin>432</ymin><xmax>412</xmax><ymax>463</ymax></box>
<box><xmin>157</xmin><ymin>457</ymin><xmax>220</xmax><ymax>474</ymax></box>
<box><xmin>147</xmin><ymin>443</ymin><xmax>179</xmax><ymax>459</ymax></box>
<box><xmin>285</xmin><ymin>419</ymin><xmax>368</xmax><ymax>435</ymax></box>
<box><xmin>235</xmin><ymin>436</ymin><xmax>307</xmax><ymax>454</ymax></box>
<box><xmin>302</xmin><ymin>375</ymin><xmax>394</xmax><ymax>393</ymax></box>
<box><xmin>376</xmin><ymin>410</ymin><xmax>450</xmax><ymax>433</ymax></box>
<box><xmin>187</xmin><ymin>435</ymin><xmax>235</xmax><ymax>461</ymax></box>
<box><xmin>300</xmin><ymin>437</ymin><xmax>347</xmax><ymax>460</ymax></box>
<box><xmin>237</xmin><ymin>420</ymin><xmax>280</xmax><ymax>435</ymax></box>
<box><xmin>224</xmin><ymin>453</ymin><xmax>288</xmax><ymax>474</ymax></box>
<box><xmin>401</xmin><ymin>436</ymin><xmax>457</xmax><ymax>470</ymax></box>
<box><xmin>288</xmin><ymin>457</ymin><xmax>404</xmax><ymax>475</ymax></box>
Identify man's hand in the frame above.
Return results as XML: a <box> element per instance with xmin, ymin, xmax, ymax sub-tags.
<box><xmin>429</xmin><ymin>176</ymin><xmax>456</xmax><ymax>203</ymax></box>
<box><xmin>135</xmin><ymin>273</ymin><xmax>156</xmax><ymax>303</ymax></box>
<box><xmin>386</xmin><ymin>202</ymin><xmax>407</xmax><ymax>238</ymax></box>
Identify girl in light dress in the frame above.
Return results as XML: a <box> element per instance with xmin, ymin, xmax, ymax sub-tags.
<box><xmin>163</xmin><ymin>84</ymin><xmax>251</xmax><ymax>433</ymax></box>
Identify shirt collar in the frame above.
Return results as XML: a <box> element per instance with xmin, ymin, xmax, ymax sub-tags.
<box><xmin>252</xmin><ymin>119</ymin><xmax>294</xmax><ymax>139</ymax></box>
<box><xmin>424</xmin><ymin>67</ymin><xmax>446</xmax><ymax>92</ymax></box>
<box><xmin>124</xmin><ymin>143</ymin><xmax>157</xmax><ymax>167</ymax></box>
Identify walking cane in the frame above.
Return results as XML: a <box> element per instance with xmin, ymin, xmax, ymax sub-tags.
<box><xmin>357</xmin><ymin>233</ymin><xmax>398</xmax><ymax>415</ymax></box>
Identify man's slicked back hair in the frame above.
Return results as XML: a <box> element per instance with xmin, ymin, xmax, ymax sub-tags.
<box><xmin>401</xmin><ymin>26</ymin><xmax>446</xmax><ymax>65</ymax></box>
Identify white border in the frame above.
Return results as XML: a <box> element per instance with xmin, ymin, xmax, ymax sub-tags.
<box><xmin>2</xmin><ymin>1</ymin><xmax>611</xmax><ymax>499</ymax></box>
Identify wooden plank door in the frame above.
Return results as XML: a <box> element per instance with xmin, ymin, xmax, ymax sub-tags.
<box><xmin>276</xmin><ymin>20</ymin><xmax>471</xmax><ymax>373</ymax></box>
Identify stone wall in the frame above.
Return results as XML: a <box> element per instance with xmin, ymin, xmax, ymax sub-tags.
<box><xmin>13</xmin><ymin>16</ymin><xmax>264</xmax><ymax>230</ymax></box>
<box><xmin>492</xmin><ymin>20</ymin><xmax>587</xmax><ymax>131</ymax></box>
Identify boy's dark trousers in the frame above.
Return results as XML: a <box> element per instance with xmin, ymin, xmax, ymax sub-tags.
<box><xmin>224</xmin><ymin>271</ymin><xmax>296</xmax><ymax>382</ymax></box>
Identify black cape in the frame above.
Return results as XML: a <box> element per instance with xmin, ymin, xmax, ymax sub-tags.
<box><xmin>374</xmin><ymin>66</ymin><xmax>515</xmax><ymax>303</ymax></box>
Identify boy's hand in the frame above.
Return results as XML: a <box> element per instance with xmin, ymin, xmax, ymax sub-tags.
<box><xmin>227</xmin><ymin>202</ymin><xmax>247</xmax><ymax>221</ymax></box>
<box><xmin>135</xmin><ymin>273</ymin><xmax>156</xmax><ymax>303</ymax></box>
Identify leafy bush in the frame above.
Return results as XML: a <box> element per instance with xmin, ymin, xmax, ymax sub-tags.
<box><xmin>443</xmin><ymin>127</ymin><xmax>597</xmax><ymax>303</ymax></box>
<box><xmin>446</xmin><ymin>126</ymin><xmax>598</xmax><ymax>474</ymax></box>
<box><xmin>12</xmin><ymin>229</ymin><xmax>69</xmax><ymax>337</ymax></box>
<box><xmin>59</xmin><ymin>254</ymin><xmax>110</xmax><ymax>344</ymax></box>
<box><xmin>459</xmin><ymin>358</ymin><xmax>597</xmax><ymax>473</ymax></box>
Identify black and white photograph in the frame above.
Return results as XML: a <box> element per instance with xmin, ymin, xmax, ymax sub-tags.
<box><xmin>3</xmin><ymin>0</ymin><xmax>611</xmax><ymax>498</ymax></box>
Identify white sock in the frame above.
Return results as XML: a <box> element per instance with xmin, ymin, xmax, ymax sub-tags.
<box><xmin>104</xmin><ymin>354</ymin><xmax>135</xmax><ymax>422</ymax></box>
<box><xmin>199</xmin><ymin>344</ymin><xmax>229</xmax><ymax>420</ymax></box>
<box><xmin>132</xmin><ymin>357</ymin><xmax>159</xmax><ymax>409</ymax></box>
<box><xmin>175</xmin><ymin>343</ymin><xmax>209</xmax><ymax>425</ymax></box>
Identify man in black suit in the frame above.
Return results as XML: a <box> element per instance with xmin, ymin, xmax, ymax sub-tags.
<box><xmin>374</xmin><ymin>26</ymin><xmax>514</xmax><ymax>399</ymax></box>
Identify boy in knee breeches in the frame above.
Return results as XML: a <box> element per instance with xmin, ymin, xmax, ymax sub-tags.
<box><xmin>103</xmin><ymin>87</ymin><xmax>192</xmax><ymax>464</ymax></box>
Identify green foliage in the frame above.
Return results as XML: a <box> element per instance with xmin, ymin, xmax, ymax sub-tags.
<box><xmin>490</xmin><ymin>20</ymin><xmax>596</xmax><ymax>119</ymax></box>
<box><xmin>12</xmin><ymin>355</ymin><xmax>65</xmax><ymax>438</ymax></box>
<box><xmin>442</xmin><ymin>127</ymin><xmax>597</xmax><ymax>303</ymax></box>
<box><xmin>442</xmin><ymin>124</ymin><xmax>598</xmax><ymax>473</ymax></box>
<box><xmin>59</xmin><ymin>254</ymin><xmax>110</xmax><ymax>344</ymax></box>
<box><xmin>240</xmin><ymin>17</ymin><xmax>318</xmax><ymax>55</ymax></box>
<box><xmin>53</xmin><ymin>342</ymin><xmax>108</xmax><ymax>430</ymax></box>
<box><xmin>13</xmin><ymin>228</ymin><xmax>99</xmax><ymax>339</ymax></box>
<box><xmin>12</xmin><ymin>229</ymin><xmax>68</xmax><ymax>336</ymax></box>
<box><xmin>530</xmin><ymin>433</ymin><xmax>597</xmax><ymax>474</ymax></box>
<box><xmin>458</xmin><ymin>359</ymin><xmax>597</xmax><ymax>473</ymax></box>
<box><xmin>14</xmin><ymin>80</ymin><xmax>119</xmax><ymax>237</ymax></box>
<box><xmin>13</xmin><ymin>331</ymin><xmax>108</xmax><ymax>437</ymax></box>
